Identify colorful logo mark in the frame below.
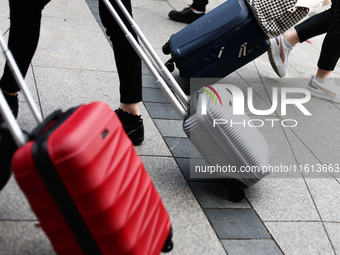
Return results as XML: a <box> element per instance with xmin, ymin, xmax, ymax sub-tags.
<box><xmin>199</xmin><ymin>83</ymin><xmax>223</xmax><ymax>106</ymax></box>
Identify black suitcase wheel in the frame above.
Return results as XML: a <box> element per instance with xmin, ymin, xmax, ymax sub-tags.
<box><xmin>227</xmin><ymin>186</ymin><xmax>245</xmax><ymax>202</ymax></box>
<box><xmin>165</xmin><ymin>61</ymin><xmax>175</xmax><ymax>72</ymax></box>
<box><xmin>162</xmin><ymin>240</ymin><xmax>173</xmax><ymax>253</ymax></box>
<box><xmin>162</xmin><ymin>41</ymin><xmax>171</xmax><ymax>55</ymax></box>
<box><xmin>162</xmin><ymin>226</ymin><xmax>173</xmax><ymax>253</ymax></box>
<box><xmin>183</xmin><ymin>84</ymin><xmax>190</xmax><ymax>95</ymax></box>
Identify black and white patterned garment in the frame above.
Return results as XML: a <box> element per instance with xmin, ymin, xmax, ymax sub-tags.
<box><xmin>246</xmin><ymin>0</ymin><xmax>309</xmax><ymax>38</ymax></box>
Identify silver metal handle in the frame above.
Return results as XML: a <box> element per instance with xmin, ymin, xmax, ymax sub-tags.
<box><xmin>102</xmin><ymin>0</ymin><xmax>189</xmax><ymax>119</ymax></box>
<box><xmin>0</xmin><ymin>92</ymin><xmax>26</xmax><ymax>147</ymax></box>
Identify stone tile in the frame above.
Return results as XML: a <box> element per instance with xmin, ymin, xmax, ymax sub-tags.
<box><xmin>86</xmin><ymin>0</ymin><xmax>98</xmax><ymax>8</ymax></box>
<box><xmin>0</xmin><ymin>178</ymin><xmax>36</xmax><ymax>220</ymax></box>
<box><xmin>33</xmin><ymin>67</ymin><xmax>120</xmax><ymax>116</ymax></box>
<box><xmin>288</xmin><ymin>40</ymin><xmax>322</xmax><ymax>69</ymax></box>
<box><xmin>17</xmin><ymin>66</ymin><xmax>40</xmax><ymax>104</ymax></box>
<box><xmin>43</xmin><ymin>0</ymin><xmax>95</xmax><ymax>21</ymax></box>
<box><xmin>289</xmin><ymin>64</ymin><xmax>318</xmax><ymax>79</ymax></box>
<box><xmin>253</xmin><ymin>117</ymin><xmax>299</xmax><ymax>176</ymax></box>
<box><xmin>0</xmin><ymin>1</ymin><xmax>9</xmax><ymax>34</ymax></box>
<box><xmin>16</xmin><ymin>101</ymin><xmax>41</xmax><ymax>134</ymax></box>
<box><xmin>133</xmin><ymin>0</ymin><xmax>187</xmax><ymax>50</ymax></box>
<box><xmin>304</xmin><ymin>178</ymin><xmax>340</xmax><ymax>222</ymax></box>
<box><xmin>175</xmin><ymin>158</ymin><xmax>217</xmax><ymax>182</ymax></box>
<box><xmin>221</xmin><ymin>239</ymin><xmax>283</xmax><ymax>255</ymax></box>
<box><xmin>204</xmin><ymin>209</ymin><xmax>271</xmax><ymax>239</ymax></box>
<box><xmin>133</xmin><ymin>110</ymin><xmax>172</xmax><ymax>157</ymax></box>
<box><xmin>140</xmin><ymin>156</ymin><xmax>227</xmax><ymax>255</ymax></box>
<box><xmin>283</xmin><ymin>127</ymin><xmax>333</xmax><ymax>179</ymax></box>
<box><xmin>235</xmin><ymin>60</ymin><xmax>263</xmax><ymax>83</ymax></box>
<box><xmin>153</xmin><ymin>119</ymin><xmax>186</xmax><ymax>137</ymax></box>
<box><xmin>188</xmin><ymin>182</ymin><xmax>251</xmax><ymax>208</ymax></box>
<box><xmin>254</xmin><ymin>53</ymin><xmax>301</xmax><ymax>81</ymax></box>
<box><xmin>324</xmin><ymin>223</ymin><xmax>340</xmax><ymax>255</ymax></box>
<box><xmin>164</xmin><ymin>137</ymin><xmax>201</xmax><ymax>158</ymax></box>
<box><xmin>142</xmin><ymin>87</ymin><xmax>170</xmax><ymax>103</ymax></box>
<box><xmin>265</xmin><ymin>222</ymin><xmax>334</xmax><ymax>255</ymax></box>
<box><xmin>142</xmin><ymin>73</ymin><xmax>158</xmax><ymax>88</ymax></box>
<box><xmin>268</xmin><ymin>88</ymin><xmax>340</xmax><ymax>165</ymax></box>
<box><xmin>0</xmin><ymin>221</ymin><xmax>55</xmax><ymax>255</ymax></box>
<box><xmin>32</xmin><ymin>16</ymin><xmax>115</xmax><ymax>72</ymax></box>
<box><xmin>246</xmin><ymin>178</ymin><xmax>320</xmax><ymax>221</ymax></box>
<box><xmin>143</xmin><ymin>102</ymin><xmax>181</xmax><ymax>120</ymax></box>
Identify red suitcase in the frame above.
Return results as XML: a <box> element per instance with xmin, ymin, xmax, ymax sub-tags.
<box><xmin>0</xmin><ymin>29</ymin><xmax>173</xmax><ymax>255</ymax></box>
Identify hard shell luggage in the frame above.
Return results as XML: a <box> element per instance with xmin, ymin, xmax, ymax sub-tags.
<box><xmin>0</xmin><ymin>30</ymin><xmax>173</xmax><ymax>255</ymax></box>
<box><xmin>162</xmin><ymin>0</ymin><xmax>270</xmax><ymax>82</ymax></box>
<box><xmin>185</xmin><ymin>85</ymin><xmax>269</xmax><ymax>188</ymax></box>
<box><xmin>103</xmin><ymin>0</ymin><xmax>269</xmax><ymax>202</ymax></box>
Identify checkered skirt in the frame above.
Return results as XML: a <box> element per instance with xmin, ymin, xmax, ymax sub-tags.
<box><xmin>246</xmin><ymin>0</ymin><xmax>309</xmax><ymax>38</ymax></box>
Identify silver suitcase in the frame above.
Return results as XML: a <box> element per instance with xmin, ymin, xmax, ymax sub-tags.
<box><xmin>184</xmin><ymin>86</ymin><xmax>269</xmax><ymax>189</ymax></box>
<box><xmin>105</xmin><ymin>0</ymin><xmax>269</xmax><ymax>202</ymax></box>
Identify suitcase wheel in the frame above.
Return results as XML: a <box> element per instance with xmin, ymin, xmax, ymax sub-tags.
<box><xmin>182</xmin><ymin>84</ymin><xmax>190</xmax><ymax>95</ymax></box>
<box><xmin>165</xmin><ymin>60</ymin><xmax>175</xmax><ymax>73</ymax></box>
<box><xmin>162</xmin><ymin>41</ymin><xmax>171</xmax><ymax>55</ymax></box>
<box><xmin>162</xmin><ymin>226</ymin><xmax>174</xmax><ymax>253</ymax></box>
<box><xmin>226</xmin><ymin>186</ymin><xmax>245</xmax><ymax>202</ymax></box>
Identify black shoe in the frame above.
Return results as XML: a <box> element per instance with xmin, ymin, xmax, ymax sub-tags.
<box><xmin>168</xmin><ymin>6</ymin><xmax>205</xmax><ymax>24</ymax></box>
<box><xmin>0</xmin><ymin>93</ymin><xmax>19</xmax><ymax>191</ymax></box>
<box><xmin>0</xmin><ymin>124</ymin><xmax>18</xmax><ymax>191</ymax></box>
<box><xmin>0</xmin><ymin>93</ymin><xmax>19</xmax><ymax>122</ymax></box>
<box><xmin>115</xmin><ymin>108</ymin><xmax>144</xmax><ymax>146</ymax></box>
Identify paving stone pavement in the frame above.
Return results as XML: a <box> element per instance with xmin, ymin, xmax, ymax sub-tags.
<box><xmin>1</xmin><ymin>0</ymin><xmax>340</xmax><ymax>254</ymax></box>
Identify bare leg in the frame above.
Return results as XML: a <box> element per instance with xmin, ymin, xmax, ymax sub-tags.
<box><xmin>315</xmin><ymin>69</ymin><xmax>332</xmax><ymax>78</ymax></box>
<box><xmin>119</xmin><ymin>102</ymin><xmax>140</xmax><ymax>116</ymax></box>
<box><xmin>284</xmin><ymin>29</ymin><xmax>300</xmax><ymax>47</ymax></box>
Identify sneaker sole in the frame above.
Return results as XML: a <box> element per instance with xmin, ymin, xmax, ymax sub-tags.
<box><xmin>267</xmin><ymin>46</ymin><xmax>283</xmax><ymax>78</ymax></box>
<box><xmin>307</xmin><ymin>85</ymin><xmax>340</xmax><ymax>104</ymax></box>
<box><xmin>131</xmin><ymin>137</ymin><xmax>144</xmax><ymax>146</ymax></box>
<box><xmin>168</xmin><ymin>13</ymin><xmax>200</xmax><ymax>24</ymax></box>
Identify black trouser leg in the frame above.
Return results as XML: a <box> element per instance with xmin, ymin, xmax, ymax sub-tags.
<box><xmin>99</xmin><ymin>0</ymin><xmax>142</xmax><ymax>104</ymax></box>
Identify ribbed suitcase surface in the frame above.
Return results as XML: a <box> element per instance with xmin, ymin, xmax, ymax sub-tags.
<box><xmin>11</xmin><ymin>102</ymin><xmax>171</xmax><ymax>255</ymax></box>
<box><xmin>166</xmin><ymin>0</ymin><xmax>270</xmax><ymax>80</ymax></box>
<box><xmin>183</xmin><ymin>87</ymin><xmax>269</xmax><ymax>187</ymax></box>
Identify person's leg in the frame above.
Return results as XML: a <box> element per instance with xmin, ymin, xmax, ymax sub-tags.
<box><xmin>268</xmin><ymin>5</ymin><xmax>334</xmax><ymax>78</ymax></box>
<box><xmin>316</xmin><ymin>0</ymin><xmax>340</xmax><ymax>73</ymax></box>
<box><xmin>99</xmin><ymin>0</ymin><xmax>144</xmax><ymax>145</ymax></box>
<box><xmin>168</xmin><ymin>0</ymin><xmax>208</xmax><ymax>24</ymax></box>
<box><xmin>0</xmin><ymin>0</ymin><xmax>50</xmax><ymax>95</ymax></box>
<box><xmin>0</xmin><ymin>0</ymin><xmax>50</xmax><ymax>192</ymax></box>
<box><xmin>191</xmin><ymin>0</ymin><xmax>209</xmax><ymax>12</ymax></box>
<box><xmin>306</xmin><ymin>0</ymin><xmax>340</xmax><ymax>102</ymax></box>
<box><xmin>99</xmin><ymin>0</ymin><xmax>142</xmax><ymax>109</ymax></box>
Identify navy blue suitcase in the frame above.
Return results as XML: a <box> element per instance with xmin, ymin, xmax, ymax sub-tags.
<box><xmin>163</xmin><ymin>0</ymin><xmax>270</xmax><ymax>84</ymax></box>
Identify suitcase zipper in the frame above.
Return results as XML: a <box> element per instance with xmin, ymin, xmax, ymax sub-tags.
<box><xmin>243</xmin><ymin>42</ymin><xmax>248</xmax><ymax>56</ymax></box>
<box><xmin>182</xmin><ymin>17</ymin><xmax>266</xmax><ymax>75</ymax></box>
<box><xmin>218</xmin><ymin>47</ymin><xmax>225</xmax><ymax>58</ymax></box>
<box><xmin>238</xmin><ymin>44</ymin><xmax>244</xmax><ymax>58</ymax></box>
<box><xmin>238</xmin><ymin>42</ymin><xmax>248</xmax><ymax>58</ymax></box>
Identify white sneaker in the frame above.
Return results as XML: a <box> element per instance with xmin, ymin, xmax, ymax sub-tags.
<box><xmin>268</xmin><ymin>35</ymin><xmax>292</xmax><ymax>78</ymax></box>
<box><xmin>307</xmin><ymin>75</ymin><xmax>340</xmax><ymax>103</ymax></box>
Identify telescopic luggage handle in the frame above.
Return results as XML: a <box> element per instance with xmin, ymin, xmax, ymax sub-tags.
<box><xmin>102</xmin><ymin>0</ymin><xmax>189</xmax><ymax>120</ymax></box>
<box><xmin>0</xmin><ymin>31</ymin><xmax>43</xmax><ymax>147</ymax></box>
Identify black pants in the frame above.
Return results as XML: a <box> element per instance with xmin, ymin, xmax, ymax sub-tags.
<box><xmin>0</xmin><ymin>0</ymin><xmax>50</xmax><ymax>93</ymax></box>
<box><xmin>295</xmin><ymin>0</ymin><xmax>340</xmax><ymax>71</ymax></box>
<box><xmin>99</xmin><ymin>0</ymin><xmax>142</xmax><ymax>104</ymax></box>
<box><xmin>0</xmin><ymin>0</ymin><xmax>142</xmax><ymax>104</ymax></box>
<box><xmin>192</xmin><ymin>0</ymin><xmax>209</xmax><ymax>12</ymax></box>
